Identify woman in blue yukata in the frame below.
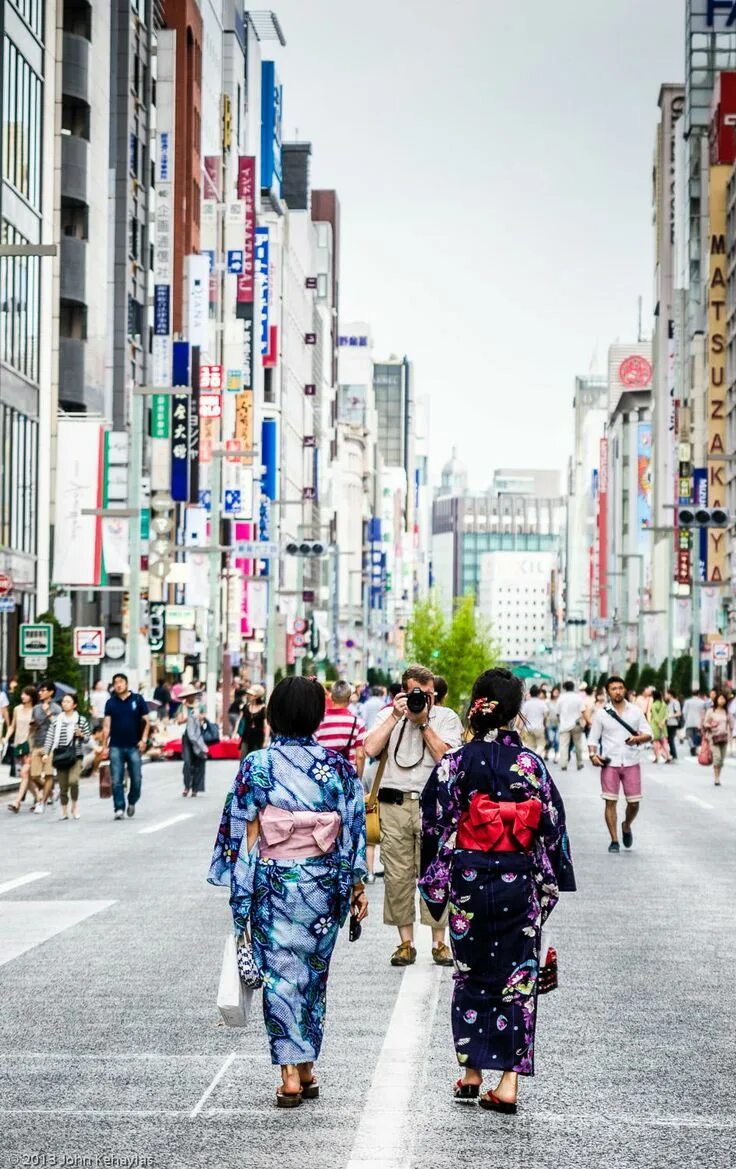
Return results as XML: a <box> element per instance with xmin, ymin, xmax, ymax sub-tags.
<box><xmin>208</xmin><ymin>676</ymin><xmax>368</xmax><ymax>1108</ymax></box>
<box><xmin>419</xmin><ymin>668</ymin><xmax>576</xmax><ymax>1114</ymax></box>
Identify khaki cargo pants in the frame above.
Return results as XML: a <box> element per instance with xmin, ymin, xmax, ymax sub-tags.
<box><xmin>379</xmin><ymin>797</ymin><xmax>449</xmax><ymax>929</ymax></box>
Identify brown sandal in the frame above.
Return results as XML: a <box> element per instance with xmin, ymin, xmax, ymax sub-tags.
<box><xmin>7</xmin><ymin>803</ymin><xmax>20</xmax><ymax>813</ymax></box>
<box><xmin>276</xmin><ymin>1086</ymin><xmax>303</xmax><ymax>1109</ymax></box>
<box><xmin>300</xmin><ymin>1077</ymin><xmax>319</xmax><ymax>1100</ymax></box>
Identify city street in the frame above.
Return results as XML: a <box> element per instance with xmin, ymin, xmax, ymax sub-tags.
<box><xmin>1</xmin><ymin>752</ymin><xmax>734</xmax><ymax>1169</ymax></box>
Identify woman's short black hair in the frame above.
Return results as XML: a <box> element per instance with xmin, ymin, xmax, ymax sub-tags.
<box><xmin>266</xmin><ymin>676</ymin><xmax>325</xmax><ymax>738</ymax></box>
<box><xmin>468</xmin><ymin>668</ymin><xmax>524</xmax><ymax>738</ymax></box>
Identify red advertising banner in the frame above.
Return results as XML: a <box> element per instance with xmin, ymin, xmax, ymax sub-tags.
<box><xmin>237</xmin><ymin>157</ymin><xmax>256</xmax><ymax>303</ymax></box>
<box><xmin>598</xmin><ymin>438</ymin><xmax>608</xmax><ymax>619</ymax></box>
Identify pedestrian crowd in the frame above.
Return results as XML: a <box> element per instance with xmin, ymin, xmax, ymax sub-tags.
<box><xmin>4</xmin><ymin>654</ymin><xmax>728</xmax><ymax>1118</ymax></box>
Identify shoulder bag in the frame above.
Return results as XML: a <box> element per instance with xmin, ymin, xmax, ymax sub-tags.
<box><xmin>53</xmin><ymin>719</ymin><xmax>79</xmax><ymax>770</ymax></box>
<box><xmin>202</xmin><ymin>718</ymin><xmax>220</xmax><ymax>746</ymax></box>
<box><xmin>364</xmin><ymin>751</ymin><xmax>388</xmax><ymax>847</ymax></box>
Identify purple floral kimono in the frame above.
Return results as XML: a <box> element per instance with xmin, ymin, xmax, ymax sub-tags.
<box><xmin>419</xmin><ymin>731</ymin><xmax>575</xmax><ymax>1076</ymax></box>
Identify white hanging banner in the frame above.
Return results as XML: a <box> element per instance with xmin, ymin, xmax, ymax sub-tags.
<box><xmin>102</xmin><ymin>516</ymin><xmax>130</xmax><ymax>575</ymax></box>
<box><xmin>53</xmin><ymin>419</ymin><xmax>104</xmax><ymax>585</ymax></box>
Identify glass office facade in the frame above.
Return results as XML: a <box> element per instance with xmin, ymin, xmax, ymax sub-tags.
<box><xmin>0</xmin><ymin>220</ymin><xmax>40</xmax><ymax>381</ymax></box>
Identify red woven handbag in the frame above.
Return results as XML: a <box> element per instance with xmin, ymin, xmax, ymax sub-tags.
<box><xmin>538</xmin><ymin>947</ymin><xmax>558</xmax><ymax>995</ymax></box>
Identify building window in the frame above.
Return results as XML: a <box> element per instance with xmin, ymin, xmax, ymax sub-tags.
<box><xmin>2</xmin><ymin>36</ymin><xmax>43</xmax><ymax>210</ymax></box>
<box><xmin>0</xmin><ymin>402</ymin><xmax>37</xmax><ymax>554</ymax></box>
<box><xmin>0</xmin><ymin>221</ymin><xmax>40</xmax><ymax>383</ymax></box>
<box><xmin>9</xmin><ymin>0</ymin><xmax>43</xmax><ymax>39</ymax></box>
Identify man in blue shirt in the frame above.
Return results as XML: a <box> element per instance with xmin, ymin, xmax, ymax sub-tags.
<box><xmin>102</xmin><ymin>673</ymin><xmax>150</xmax><ymax>820</ymax></box>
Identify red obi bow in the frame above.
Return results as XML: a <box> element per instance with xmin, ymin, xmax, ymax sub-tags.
<box><xmin>456</xmin><ymin>795</ymin><xmax>542</xmax><ymax>853</ymax></box>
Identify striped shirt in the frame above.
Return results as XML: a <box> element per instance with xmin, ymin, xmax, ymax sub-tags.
<box><xmin>314</xmin><ymin>708</ymin><xmax>366</xmax><ymax>769</ymax></box>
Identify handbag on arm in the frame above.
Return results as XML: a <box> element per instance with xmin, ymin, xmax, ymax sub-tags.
<box><xmin>364</xmin><ymin>751</ymin><xmax>387</xmax><ymax>847</ymax></box>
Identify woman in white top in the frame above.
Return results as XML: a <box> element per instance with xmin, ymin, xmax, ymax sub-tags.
<box><xmin>43</xmin><ymin>693</ymin><xmax>91</xmax><ymax>820</ymax></box>
<box><xmin>6</xmin><ymin>686</ymin><xmax>39</xmax><ymax>813</ymax></box>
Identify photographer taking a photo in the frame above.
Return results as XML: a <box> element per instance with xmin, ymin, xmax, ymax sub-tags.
<box><xmin>364</xmin><ymin>664</ymin><xmax>463</xmax><ymax>967</ymax></box>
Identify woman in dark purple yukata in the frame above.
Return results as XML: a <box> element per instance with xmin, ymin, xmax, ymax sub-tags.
<box><xmin>419</xmin><ymin>668</ymin><xmax>576</xmax><ymax>1114</ymax></box>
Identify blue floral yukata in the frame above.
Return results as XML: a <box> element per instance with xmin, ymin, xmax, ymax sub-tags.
<box><xmin>419</xmin><ymin>732</ymin><xmax>575</xmax><ymax>1077</ymax></box>
<box><xmin>208</xmin><ymin>737</ymin><xmax>367</xmax><ymax>1066</ymax></box>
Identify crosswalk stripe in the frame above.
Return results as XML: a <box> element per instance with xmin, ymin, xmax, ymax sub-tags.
<box><xmin>0</xmin><ymin>872</ymin><xmax>50</xmax><ymax>896</ymax></box>
<box><xmin>0</xmin><ymin>900</ymin><xmax>115</xmax><ymax>968</ymax></box>
<box><xmin>685</xmin><ymin>794</ymin><xmax>714</xmax><ymax>810</ymax></box>
<box><xmin>139</xmin><ymin>813</ymin><xmax>194</xmax><ymax>835</ymax></box>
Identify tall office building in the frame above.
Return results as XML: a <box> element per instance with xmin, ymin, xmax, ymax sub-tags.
<box><xmin>0</xmin><ymin>0</ymin><xmax>58</xmax><ymax>672</ymax></box>
<box><xmin>565</xmin><ymin>375</ymin><xmax>608</xmax><ymax>636</ymax></box>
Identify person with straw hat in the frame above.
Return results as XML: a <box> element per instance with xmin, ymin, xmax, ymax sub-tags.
<box><xmin>177</xmin><ymin>684</ymin><xmax>208</xmax><ymax>797</ymax></box>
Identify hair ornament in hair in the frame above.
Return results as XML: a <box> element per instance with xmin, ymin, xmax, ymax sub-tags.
<box><xmin>470</xmin><ymin>698</ymin><xmax>498</xmax><ymax>718</ymax></box>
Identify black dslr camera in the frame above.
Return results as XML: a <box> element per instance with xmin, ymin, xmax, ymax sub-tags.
<box><xmin>406</xmin><ymin>687</ymin><xmax>430</xmax><ymax>715</ymax></box>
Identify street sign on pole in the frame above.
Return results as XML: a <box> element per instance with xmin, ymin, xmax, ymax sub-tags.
<box><xmin>293</xmin><ymin>618</ymin><xmax>308</xmax><ymax>635</ymax></box>
<box><xmin>0</xmin><ymin>597</ymin><xmax>16</xmax><ymax>613</ymax></box>
<box><xmin>74</xmin><ymin>627</ymin><xmax>105</xmax><ymax>661</ymax></box>
<box><xmin>20</xmin><ymin>623</ymin><xmax>53</xmax><ymax>657</ymax></box>
<box><xmin>234</xmin><ymin>539</ymin><xmax>279</xmax><ymax>558</ymax></box>
<box><xmin>0</xmin><ymin>571</ymin><xmax>13</xmax><ymax>597</ymax></box>
<box><xmin>23</xmin><ymin>656</ymin><xmax>48</xmax><ymax>671</ymax></box>
<box><xmin>293</xmin><ymin>633</ymin><xmax>306</xmax><ymax>648</ymax></box>
<box><xmin>711</xmin><ymin>642</ymin><xmax>731</xmax><ymax>664</ymax></box>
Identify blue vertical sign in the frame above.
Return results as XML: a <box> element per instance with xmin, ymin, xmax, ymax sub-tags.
<box><xmin>171</xmin><ymin>341</ymin><xmax>190</xmax><ymax>502</ymax></box>
<box><xmin>260</xmin><ymin>60</ymin><xmax>283</xmax><ymax>193</ymax></box>
<box><xmin>255</xmin><ymin>226</ymin><xmax>270</xmax><ymax>357</ymax></box>
<box><xmin>693</xmin><ymin>467</ymin><xmax>708</xmax><ymax>582</ymax></box>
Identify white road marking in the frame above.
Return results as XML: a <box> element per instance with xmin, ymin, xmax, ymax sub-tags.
<box><xmin>138</xmin><ymin>813</ymin><xmax>193</xmax><ymax>835</ymax></box>
<box><xmin>685</xmin><ymin>795</ymin><xmax>714</xmax><ymax>810</ymax></box>
<box><xmin>346</xmin><ymin>962</ymin><xmax>443</xmax><ymax>1169</ymax></box>
<box><xmin>190</xmin><ymin>1051</ymin><xmax>238</xmax><ymax>1119</ymax></box>
<box><xmin>0</xmin><ymin>900</ymin><xmax>115</xmax><ymax>968</ymax></box>
<box><xmin>0</xmin><ymin>871</ymin><xmax>50</xmax><ymax>896</ymax></box>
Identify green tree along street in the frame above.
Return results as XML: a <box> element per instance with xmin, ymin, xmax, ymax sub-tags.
<box><xmin>406</xmin><ymin>594</ymin><xmax>501</xmax><ymax>713</ymax></box>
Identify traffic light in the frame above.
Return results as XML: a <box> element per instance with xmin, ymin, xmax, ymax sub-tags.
<box><xmin>678</xmin><ymin>507</ymin><xmax>730</xmax><ymax>528</ymax></box>
<box><xmin>285</xmin><ymin>540</ymin><xmax>326</xmax><ymax>557</ymax></box>
<box><xmin>149</xmin><ymin>601</ymin><xmax>166</xmax><ymax>652</ymax></box>
<box><xmin>309</xmin><ymin>615</ymin><xmax>320</xmax><ymax>656</ymax></box>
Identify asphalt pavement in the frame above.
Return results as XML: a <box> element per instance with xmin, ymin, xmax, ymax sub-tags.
<box><xmin>0</xmin><ymin>747</ymin><xmax>734</xmax><ymax>1169</ymax></box>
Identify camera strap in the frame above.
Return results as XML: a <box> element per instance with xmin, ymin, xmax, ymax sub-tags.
<box><xmin>392</xmin><ymin>716</ymin><xmax>428</xmax><ymax>770</ymax></box>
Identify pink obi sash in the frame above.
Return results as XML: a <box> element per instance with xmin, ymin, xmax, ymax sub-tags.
<box><xmin>456</xmin><ymin>795</ymin><xmax>542</xmax><ymax>853</ymax></box>
<box><xmin>259</xmin><ymin>805</ymin><xmax>342</xmax><ymax>860</ymax></box>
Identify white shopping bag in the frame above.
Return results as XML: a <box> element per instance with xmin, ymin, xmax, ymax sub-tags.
<box><xmin>217</xmin><ymin>934</ymin><xmax>253</xmax><ymax>1027</ymax></box>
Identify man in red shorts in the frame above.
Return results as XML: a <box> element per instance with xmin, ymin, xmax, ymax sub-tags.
<box><xmin>589</xmin><ymin>676</ymin><xmax>652</xmax><ymax>853</ymax></box>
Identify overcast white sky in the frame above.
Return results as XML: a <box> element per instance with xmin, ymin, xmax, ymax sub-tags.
<box><xmin>269</xmin><ymin>0</ymin><xmax>683</xmax><ymax>490</ymax></box>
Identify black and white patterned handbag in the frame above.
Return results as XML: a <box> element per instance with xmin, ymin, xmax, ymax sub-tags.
<box><xmin>236</xmin><ymin>936</ymin><xmax>263</xmax><ymax>989</ymax></box>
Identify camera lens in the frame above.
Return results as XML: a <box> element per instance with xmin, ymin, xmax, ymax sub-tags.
<box><xmin>406</xmin><ymin>688</ymin><xmax>428</xmax><ymax>714</ymax></box>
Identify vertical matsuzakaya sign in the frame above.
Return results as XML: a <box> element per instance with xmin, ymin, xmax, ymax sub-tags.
<box><xmin>707</xmin><ymin>166</ymin><xmax>729</xmax><ymax>583</ymax></box>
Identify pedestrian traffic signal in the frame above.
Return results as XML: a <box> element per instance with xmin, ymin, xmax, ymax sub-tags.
<box><xmin>285</xmin><ymin>540</ymin><xmax>326</xmax><ymax>557</ymax></box>
<box><xmin>678</xmin><ymin>507</ymin><xmax>730</xmax><ymax>528</ymax></box>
